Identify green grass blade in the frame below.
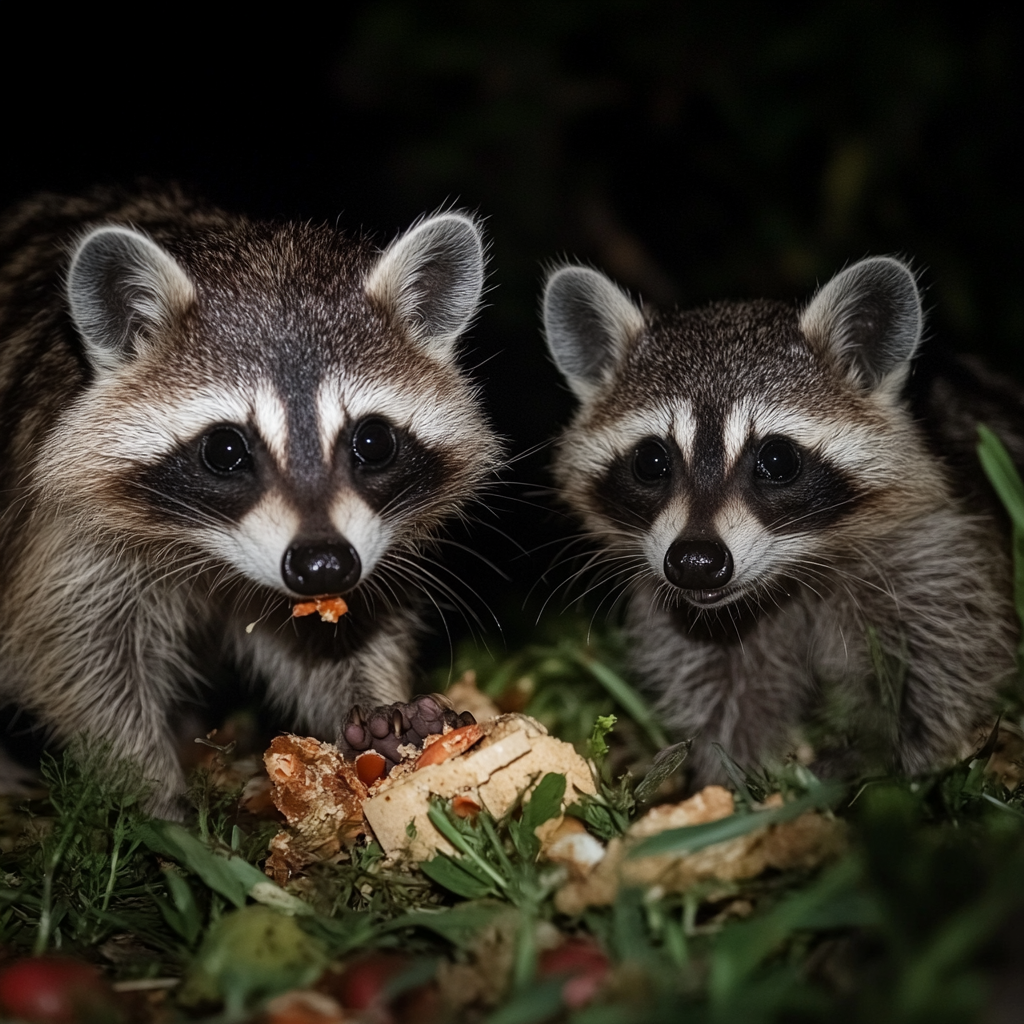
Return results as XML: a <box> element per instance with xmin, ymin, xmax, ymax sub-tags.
<box><xmin>977</xmin><ymin>424</ymin><xmax>1024</xmax><ymax>531</ymax></box>
<box><xmin>572</xmin><ymin>652</ymin><xmax>668</xmax><ymax>749</ymax></box>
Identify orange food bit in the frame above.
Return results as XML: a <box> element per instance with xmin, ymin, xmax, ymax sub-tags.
<box><xmin>292</xmin><ymin>596</ymin><xmax>350</xmax><ymax>622</ymax></box>
<box><xmin>355</xmin><ymin>750</ymin><xmax>387</xmax><ymax>786</ymax></box>
<box><xmin>451</xmin><ymin>794</ymin><xmax>481</xmax><ymax>818</ymax></box>
<box><xmin>415</xmin><ymin>723</ymin><xmax>485</xmax><ymax>768</ymax></box>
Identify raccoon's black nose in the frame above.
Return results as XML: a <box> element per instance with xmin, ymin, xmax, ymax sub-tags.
<box><xmin>664</xmin><ymin>539</ymin><xmax>733</xmax><ymax>591</ymax></box>
<box><xmin>282</xmin><ymin>541</ymin><xmax>361</xmax><ymax>595</ymax></box>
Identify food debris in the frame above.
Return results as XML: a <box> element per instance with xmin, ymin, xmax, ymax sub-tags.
<box><xmin>436</xmin><ymin>911</ymin><xmax>562</xmax><ymax>1012</ymax></box>
<box><xmin>264</xmin><ymin>710</ymin><xmax>596</xmax><ymax>875</ymax></box>
<box><xmin>415</xmin><ymin>722</ymin><xmax>485</xmax><ymax>768</ymax></box>
<box><xmin>263</xmin><ymin>735</ymin><xmax>369</xmax><ymax>884</ymax></box>
<box><xmin>354</xmin><ymin>750</ymin><xmax>387</xmax><ymax>786</ymax></box>
<box><xmin>977</xmin><ymin>719</ymin><xmax>1024</xmax><ymax>791</ymax></box>
<box><xmin>292</xmin><ymin>596</ymin><xmax>349</xmax><ymax>623</ymax></box>
<box><xmin>363</xmin><ymin>713</ymin><xmax>596</xmax><ymax>862</ymax></box>
<box><xmin>555</xmin><ymin>786</ymin><xmax>846</xmax><ymax>914</ymax></box>
<box><xmin>264</xmin><ymin>988</ymin><xmax>347</xmax><ymax>1024</ymax></box>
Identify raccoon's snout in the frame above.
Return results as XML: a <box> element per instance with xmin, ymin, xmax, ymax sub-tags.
<box><xmin>664</xmin><ymin>538</ymin><xmax>733</xmax><ymax>592</ymax></box>
<box><xmin>282</xmin><ymin>540</ymin><xmax>361</xmax><ymax>596</ymax></box>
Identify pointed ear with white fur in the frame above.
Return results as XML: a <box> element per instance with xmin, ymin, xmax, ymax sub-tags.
<box><xmin>543</xmin><ymin>265</ymin><xmax>645</xmax><ymax>401</ymax></box>
<box><xmin>67</xmin><ymin>226</ymin><xmax>195</xmax><ymax>376</ymax></box>
<box><xmin>800</xmin><ymin>256</ymin><xmax>923</xmax><ymax>388</ymax></box>
<box><xmin>365</xmin><ymin>212</ymin><xmax>485</xmax><ymax>362</ymax></box>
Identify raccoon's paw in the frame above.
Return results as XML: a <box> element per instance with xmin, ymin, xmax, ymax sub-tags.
<box><xmin>343</xmin><ymin>694</ymin><xmax>476</xmax><ymax>769</ymax></box>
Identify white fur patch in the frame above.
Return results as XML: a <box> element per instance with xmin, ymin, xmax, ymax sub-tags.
<box><xmin>671</xmin><ymin>402</ymin><xmax>696</xmax><ymax>463</ymax></box>
<box><xmin>316</xmin><ymin>375</ymin><xmax>478</xmax><ymax>462</ymax></box>
<box><xmin>251</xmin><ymin>384</ymin><xmax>289</xmax><ymax>468</ymax></box>
<box><xmin>723</xmin><ymin>400</ymin><xmax>753</xmax><ymax>473</ymax></box>
<box><xmin>60</xmin><ymin>380</ymin><xmax>296</xmax><ymax>473</ymax></box>
<box><xmin>644</xmin><ymin>501</ymin><xmax>690</xmax><ymax>574</ymax></box>
<box><xmin>575</xmin><ymin>403</ymin><xmax>676</xmax><ymax>479</ymax></box>
<box><xmin>328</xmin><ymin>492</ymin><xmax>391</xmax><ymax>580</ymax></box>
<box><xmin>736</xmin><ymin>398</ymin><xmax>886</xmax><ymax>477</ymax></box>
<box><xmin>203</xmin><ymin>491</ymin><xmax>300</xmax><ymax>591</ymax></box>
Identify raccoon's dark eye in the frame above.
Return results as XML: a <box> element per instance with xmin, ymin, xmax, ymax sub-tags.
<box><xmin>352</xmin><ymin>418</ymin><xmax>397</xmax><ymax>468</ymax></box>
<box><xmin>201</xmin><ymin>427</ymin><xmax>252</xmax><ymax>475</ymax></box>
<box><xmin>755</xmin><ymin>437</ymin><xmax>801</xmax><ymax>484</ymax></box>
<box><xmin>633</xmin><ymin>439</ymin><xmax>671</xmax><ymax>482</ymax></box>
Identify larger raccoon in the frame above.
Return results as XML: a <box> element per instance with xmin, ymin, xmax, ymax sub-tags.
<box><xmin>0</xmin><ymin>188</ymin><xmax>500</xmax><ymax>813</ymax></box>
<box><xmin>543</xmin><ymin>257</ymin><xmax>1019</xmax><ymax>784</ymax></box>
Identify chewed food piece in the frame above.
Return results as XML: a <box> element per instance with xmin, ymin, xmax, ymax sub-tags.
<box><xmin>363</xmin><ymin>713</ymin><xmax>597</xmax><ymax>862</ymax></box>
<box><xmin>355</xmin><ymin>750</ymin><xmax>388</xmax><ymax>786</ymax></box>
<box><xmin>263</xmin><ymin>734</ymin><xmax>368</xmax><ymax>884</ymax></box>
<box><xmin>416</xmin><ymin>723</ymin><xmax>485</xmax><ymax>767</ymax></box>
<box><xmin>292</xmin><ymin>596</ymin><xmax>349</xmax><ymax>622</ymax></box>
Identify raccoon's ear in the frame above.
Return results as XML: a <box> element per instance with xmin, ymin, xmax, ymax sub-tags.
<box><xmin>365</xmin><ymin>212</ymin><xmax>485</xmax><ymax>361</ymax></box>
<box><xmin>67</xmin><ymin>226</ymin><xmax>195</xmax><ymax>375</ymax></box>
<box><xmin>800</xmin><ymin>256</ymin><xmax>923</xmax><ymax>388</ymax></box>
<box><xmin>543</xmin><ymin>266</ymin><xmax>645</xmax><ymax>401</ymax></box>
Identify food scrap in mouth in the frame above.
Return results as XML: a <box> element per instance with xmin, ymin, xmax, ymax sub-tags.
<box><xmin>292</xmin><ymin>596</ymin><xmax>349</xmax><ymax>622</ymax></box>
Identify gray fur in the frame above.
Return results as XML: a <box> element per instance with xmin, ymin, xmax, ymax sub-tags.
<box><xmin>0</xmin><ymin>188</ymin><xmax>500</xmax><ymax>816</ymax></box>
<box><xmin>543</xmin><ymin>265</ymin><xmax>645</xmax><ymax>400</ymax></box>
<box><xmin>544</xmin><ymin>257</ymin><xmax>1018</xmax><ymax>785</ymax></box>
<box><xmin>800</xmin><ymin>256</ymin><xmax>923</xmax><ymax>387</ymax></box>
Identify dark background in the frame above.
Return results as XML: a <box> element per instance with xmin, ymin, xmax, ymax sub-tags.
<box><xmin>3</xmin><ymin>2</ymin><xmax>1020</xmax><ymax>664</ymax></box>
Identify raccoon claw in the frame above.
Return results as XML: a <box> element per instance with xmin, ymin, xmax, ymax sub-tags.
<box><xmin>341</xmin><ymin>694</ymin><xmax>477</xmax><ymax>770</ymax></box>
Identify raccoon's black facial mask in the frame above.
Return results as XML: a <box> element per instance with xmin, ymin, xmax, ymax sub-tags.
<box><xmin>136</xmin><ymin>424</ymin><xmax>266</xmax><ymax>526</ymax></box>
<box><xmin>344</xmin><ymin>421</ymin><xmax>449</xmax><ymax>518</ymax></box>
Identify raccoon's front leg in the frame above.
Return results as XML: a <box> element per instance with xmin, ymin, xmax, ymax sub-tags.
<box><xmin>2</xmin><ymin>546</ymin><xmax>195</xmax><ymax>818</ymax></box>
<box><xmin>241</xmin><ymin>605</ymin><xmax>418</xmax><ymax>745</ymax></box>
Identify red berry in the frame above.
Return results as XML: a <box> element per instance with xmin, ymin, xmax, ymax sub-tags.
<box><xmin>334</xmin><ymin>953</ymin><xmax>409</xmax><ymax>1010</ymax></box>
<box><xmin>538</xmin><ymin>939</ymin><xmax>610</xmax><ymax>1009</ymax></box>
<box><xmin>0</xmin><ymin>956</ymin><xmax>117</xmax><ymax>1023</ymax></box>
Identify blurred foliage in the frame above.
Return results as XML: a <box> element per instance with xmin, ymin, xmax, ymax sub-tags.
<box><xmin>335</xmin><ymin>1</ymin><xmax>1021</xmax><ymax>412</ymax></box>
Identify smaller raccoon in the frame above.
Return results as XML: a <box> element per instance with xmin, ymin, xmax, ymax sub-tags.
<box><xmin>543</xmin><ymin>257</ymin><xmax>1019</xmax><ymax>783</ymax></box>
<box><xmin>0</xmin><ymin>189</ymin><xmax>501</xmax><ymax>814</ymax></box>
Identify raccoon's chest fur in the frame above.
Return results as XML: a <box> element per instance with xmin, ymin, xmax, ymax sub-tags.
<box><xmin>0</xmin><ymin>188</ymin><xmax>499</xmax><ymax>814</ymax></box>
<box><xmin>543</xmin><ymin>258</ymin><xmax>1019</xmax><ymax>784</ymax></box>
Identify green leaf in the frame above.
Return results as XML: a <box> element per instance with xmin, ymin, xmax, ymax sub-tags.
<box><xmin>567</xmin><ymin>795</ymin><xmax>630</xmax><ymax>841</ymax></box>
<box><xmin>420</xmin><ymin>854</ymin><xmax>498</xmax><ymax>899</ymax></box>
<box><xmin>587</xmin><ymin>714</ymin><xmax>618</xmax><ymax>761</ymax></box>
<box><xmin>160</xmin><ymin>869</ymin><xmax>201</xmax><ymax>946</ymax></box>
<box><xmin>136</xmin><ymin>821</ymin><xmax>248</xmax><ymax>908</ymax></box>
<box><xmin>628</xmin><ymin>783</ymin><xmax>845</xmax><ymax>858</ymax></box>
<box><xmin>387</xmin><ymin>902</ymin><xmax>506</xmax><ymax>947</ymax></box>
<box><xmin>135</xmin><ymin>820</ymin><xmax>312</xmax><ymax>915</ymax></box>
<box><xmin>709</xmin><ymin>858</ymin><xmax>863</xmax><ymax>1003</ymax></box>
<box><xmin>515</xmin><ymin>773</ymin><xmax>567</xmax><ymax>862</ymax></box>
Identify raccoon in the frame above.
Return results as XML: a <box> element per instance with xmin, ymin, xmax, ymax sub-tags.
<box><xmin>543</xmin><ymin>257</ymin><xmax>1019</xmax><ymax>784</ymax></box>
<box><xmin>0</xmin><ymin>187</ymin><xmax>500</xmax><ymax>814</ymax></box>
